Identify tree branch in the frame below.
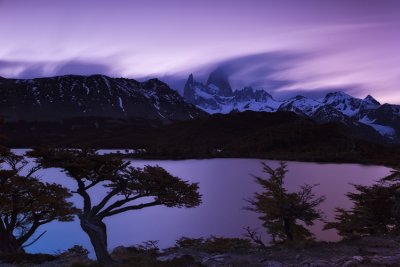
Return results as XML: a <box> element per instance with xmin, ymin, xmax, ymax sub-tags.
<box><xmin>76</xmin><ymin>179</ymin><xmax>92</xmax><ymax>214</ymax></box>
<box><xmin>25</xmin><ymin>165</ymin><xmax>42</xmax><ymax>178</ymax></box>
<box><xmin>243</xmin><ymin>226</ymin><xmax>266</xmax><ymax>247</ymax></box>
<box><xmin>17</xmin><ymin>221</ymin><xmax>40</xmax><ymax>245</ymax></box>
<box><xmin>101</xmin><ymin>200</ymin><xmax>161</xmax><ymax>218</ymax></box>
<box><xmin>91</xmin><ymin>187</ymin><xmax>122</xmax><ymax>215</ymax></box>
<box><xmin>22</xmin><ymin>231</ymin><xmax>47</xmax><ymax>248</ymax></box>
<box><xmin>98</xmin><ymin>194</ymin><xmax>147</xmax><ymax>217</ymax></box>
<box><xmin>15</xmin><ymin>214</ymin><xmax>28</xmax><ymax>228</ymax></box>
<box><xmin>84</xmin><ymin>179</ymin><xmax>102</xmax><ymax>191</ymax></box>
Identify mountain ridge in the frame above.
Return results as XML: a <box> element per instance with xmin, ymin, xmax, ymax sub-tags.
<box><xmin>1</xmin><ymin>72</ymin><xmax>399</xmax><ymax>144</ymax></box>
<box><xmin>0</xmin><ymin>74</ymin><xmax>206</xmax><ymax>122</ymax></box>
<box><xmin>183</xmin><ymin>73</ymin><xmax>400</xmax><ymax>142</ymax></box>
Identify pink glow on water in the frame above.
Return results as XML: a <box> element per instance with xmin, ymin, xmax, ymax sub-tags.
<box><xmin>27</xmin><ymin>158</ymin><xmax>391</xmax><ymax>257</ymax></box>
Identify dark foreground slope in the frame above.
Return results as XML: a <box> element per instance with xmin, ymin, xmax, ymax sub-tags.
<box><xmin>2</xmin><ymin>111</ymin><xmax>399</xmax><ymax>165</ymax></box>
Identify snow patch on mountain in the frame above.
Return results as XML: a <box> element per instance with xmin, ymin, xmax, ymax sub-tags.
<box><xmin>184</xmin><ymin>73</ymin><xmax>281</xmax><ymax>114</ymax></box>
<box><xmin>278</xmin><ymin>95</ymin><xmax>320</xmax><ymax>116</ymax></box>
<box><xmin>321</xmin><ymin>92</ymin><xmax>363</xmax><ymax>117</ymax></box>
<box><xmin>118</xmin><ymin>96</ymin><xmax>125</xmax><ymax>112</ymax></box>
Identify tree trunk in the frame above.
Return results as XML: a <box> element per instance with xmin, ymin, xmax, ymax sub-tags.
<box><xmin>283</xmin><ymin>218</ymin><xmax>294</xmax><ymax>241</ymax></box>
<box><xmin>0</xmin><ymin>226</ymin><xmax>22</xmax><ymax>256</ymax></box>
<box><xmin>80</xmin><ymin>215</ymin><xmax>114</xmax><ymax>266</ymax></box>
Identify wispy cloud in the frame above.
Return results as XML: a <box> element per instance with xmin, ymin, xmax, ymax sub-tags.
<box><xmin>0</xmin><ymin>60</ymin><xmax>115</xmax><ymax>78</ymax></box>
<box><xmin>1</xmin><ymin>0</ymin><xmax>399</xmax><ymax>102</ymax></box>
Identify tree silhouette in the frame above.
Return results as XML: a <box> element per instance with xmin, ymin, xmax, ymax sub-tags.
<box><xmin>0</xmin><ymin>149</ymin><xmax>76</xmax><ymax>256</ymax></box>
<box><xmin>325</xmin><ymin>168</ymin><xmax>400</xmax><ymax>238</ymax></box>
<box><xmin>247</xmin><ymin>161</ymin><xmax>325</xmax><ymax>243</ymax></box>
<box><xmin>30</xmin><ymin>148</ymin><xmax>201</xmax><ymax>266</ymax></box>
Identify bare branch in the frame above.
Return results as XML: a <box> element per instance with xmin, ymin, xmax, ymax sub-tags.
<box><xmin>101</xmin><ymin>200</ymin><xmax>161</xmax><ymax>218</ymax></box>
<box><xmin>98</xmin><ymin>194</ymin><xmax>147</xmax><ymax>217</ymax></box>
<box><xmin>243</xmin><ymin>227</ymin><xmax>266</xmax><ymax>247</ymax></box>
<box><xmin>22</xmin><ymin>231</ymin><xmax>47</xmax><ymax>248</ymax></box>
<box><xmin>91</xmin><ymin>187</ymin><xmax>123</xmax><ymax>215</ymax></box>
<box><xmin>84</xmin><ymin>180</ymin><xmax>102</xmax><ymax>191</ymax></box>
<box><xmin>25</xmin><ymin>165</ymin><xmax>42</xmax><ymax>178</ymax></box>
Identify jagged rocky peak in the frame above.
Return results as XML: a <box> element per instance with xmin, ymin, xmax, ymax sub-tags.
<box><xmin>241</xmin><ymin>86</ymin><xmax>253</xmax><ymax>93</ymax></box>
<box><xmin>294</xmin><ymin>95</ymin><xmax>307</xmax><ymax>100</ymax></box>
<box><xmin>183</xmin><ymin>73</ymin><xmax>196</xmax><ymax>103</ymax></box>
<box><xmin>288</xmin><ymin>95</ymin><xmax>314</xmax><ymax>102</ymax></box>
<box><xmin>321</xmin><ymin>91</ymin><xmax>363</xmax><ymax>117</ymax></box>
<box><xmin>362</xmin><ymin>95</ymin><xmax>381</xmax><ymax>108</ymax></box>
<box><xmin>322</xmin><ymin>91</ymin><xmax>353</xmax><ymax>102</ymax></box>
<box><xmin>181</xmin><ymin>74</ymin><xmax>399</xmax><ymax>141</ymax></box>
<box><xmin>234</xmin><ymin>86</ymin><xmax>274</xmax><ymax>102</ymax></box>
<box><xmin>278</xmin><ymin>95</ymin><xmax>321</xmax><ymax>116</ymax></box>
<box><xmin>187</xmin><ymin>73</ymin><xmax>194</xmax><ymax>84</ymax></box>
<box><xmin>364</xmin><ymin>94</ymin><xmax>379</xmax><ymax>103</ymax></box>
<box><xmin>182</xmin><ymin>72</ymin><xmax>280</xmax><ymax>114</ymax></box>
<box><xmin>206</xmin><ymin>68</ymin><xmax>233</xmax><ymax>96</ymax></box>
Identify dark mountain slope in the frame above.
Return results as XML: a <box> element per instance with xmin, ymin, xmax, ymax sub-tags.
<box><xmin>0</xmin><ymin>75</ymin><xmax>206</xmax><ymax>121</ymax></box>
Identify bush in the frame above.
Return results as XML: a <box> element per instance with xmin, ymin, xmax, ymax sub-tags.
<box><xmin>174</xmin><ymin>236</ymin><xmax>253</xmax><ymax>253</ymax></box>
<box><xmin>202</xmin><ymin>236</ymin><xmax>253</xmax><ymax>253</ymax></box>
<box><xmin>175</xmin><ymin>237</ymin><xmax>204</xmax><ymax>249</ymax></box>
<box><xmin>63</xmin><ymin>245</ymin><xmax>90</xmax><ymax>257</ymax></box>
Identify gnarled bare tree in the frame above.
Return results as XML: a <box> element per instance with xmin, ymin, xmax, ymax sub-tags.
<box><xmin>30</xmin><ymin>148</ymin><xmax>201</xmax><ymax>266</ymax></box>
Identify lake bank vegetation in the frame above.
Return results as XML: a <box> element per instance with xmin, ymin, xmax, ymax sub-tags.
<box><xmin>0</xmin><ymin>148</ymin><xmax>400</xmax><ymax>266</ymax></box>
<box><xmin>2</xmin><ymin>111</ymin><xmax>400</xmax><ymax>167</ymax></box>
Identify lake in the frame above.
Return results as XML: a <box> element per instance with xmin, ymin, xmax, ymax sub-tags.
<box><xmin>17</xmin><ymin>154</ymin><xmax>390</xmax><ymax>256</ymax></box>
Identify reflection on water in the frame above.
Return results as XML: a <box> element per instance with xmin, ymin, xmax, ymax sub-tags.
<box><xmin>24</xmin><ymin>157</ymin><xmax>391</xmax><ymax>256</ymax></box>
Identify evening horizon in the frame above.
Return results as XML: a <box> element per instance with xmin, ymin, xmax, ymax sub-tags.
<box><xmin>1</xmin><ymin>0</ymin><xmax>400</xmax><ymax>102</ymax></box>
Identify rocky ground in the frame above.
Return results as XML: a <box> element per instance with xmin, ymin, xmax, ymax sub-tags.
<box><xmin>153</xmin><ymin>235</ymin><xmax>400</xmax><ymax>267</ymax></box>
<box><xmin>3</xmin><ymin>236</ymin><xmax>400</xmax><ymax>266</ymax></box>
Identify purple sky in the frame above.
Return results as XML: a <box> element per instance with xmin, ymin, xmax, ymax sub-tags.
<box><xmin>1</xmin><ymin>0</ymin><xmax>400</xmax><ymax>102</ymax></box>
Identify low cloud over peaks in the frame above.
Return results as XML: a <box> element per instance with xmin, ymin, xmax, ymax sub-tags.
<box><xmin>0</xmin><ymin>60</ymin><xmax>115</xmax><ymax>79</ymax></box>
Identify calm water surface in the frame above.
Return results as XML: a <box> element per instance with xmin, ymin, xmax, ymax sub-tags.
<box><xmin>17</xmin><ymin>154</ymin><xmax>390</xmax><ymax>256</ymax></box>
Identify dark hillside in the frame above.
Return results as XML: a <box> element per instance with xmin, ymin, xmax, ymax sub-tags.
<box><xmin>2</xmin><ymin>111</ymin><xmax>399</xmax><ymax>165</ymax></box>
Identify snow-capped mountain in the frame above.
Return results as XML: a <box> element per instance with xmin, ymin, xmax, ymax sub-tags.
<box><xmin>278</xmin><ymin>95</ymin><xmax>320</xmax><ymax>116</ymax></box>
<box><xmin>319</xmin><ymin>92</ymin><xmax>381</xmax><ymax>117</ymax></box>
<box><xmin>183</xmin><ymin>72</ymin><xmax>280</xmax><ymax>114</ymax></box>
<box><xmin>0</xmin><ymin>75</ymin><xmax>206</xmax><ymax>121</ymax></box>
<box><xmin>183</xmin><ymin>72</ymin><xmax>400</xmax><ymax>142</ymax></box>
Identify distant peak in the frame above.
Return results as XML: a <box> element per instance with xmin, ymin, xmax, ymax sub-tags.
<box><xmin>363</xmin><ymin>94</ymin><xmax>381</xmax><ymax>106</ymax></box>
<box><xmin>326</xmin><ymin>91</ymin><xmax>351</xmax><ymax>98</ymax></box>
<box><xmin>185</xmin><ymin>73</ymin><xmax>195</xmax><ymax>86</ymax></box>
<box><xmin>294</xmin><ymin>95</ymin><xmax>307</xmax><ymax>100</ymax></box>
<box><xmin>206</xmin><ymin>69</ymin><xmax>233</xmax><ymax>96</ymax></box>
<box><xmin>185</xmin><ymin>73</ymin><xmax>195</xmax><ymax>87</ymax></box>
<box><xmin>364</xmin><ymin>94</ymin><xmax>379</xmax><ymax>102</ymax></box>
<box><xmin>145</xmin><ymin>78</ymin><xmax>169</xmax><ymax>88</ymax></box>
<box><xmin>183</xmin><ymin>74</ymin><xmax>196</xmax><ymax>103</ymax></box>
<box><xmin>242</xmin><ymin>86</ymin><xmax>254</xmax><ymax>92</ymax></box>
